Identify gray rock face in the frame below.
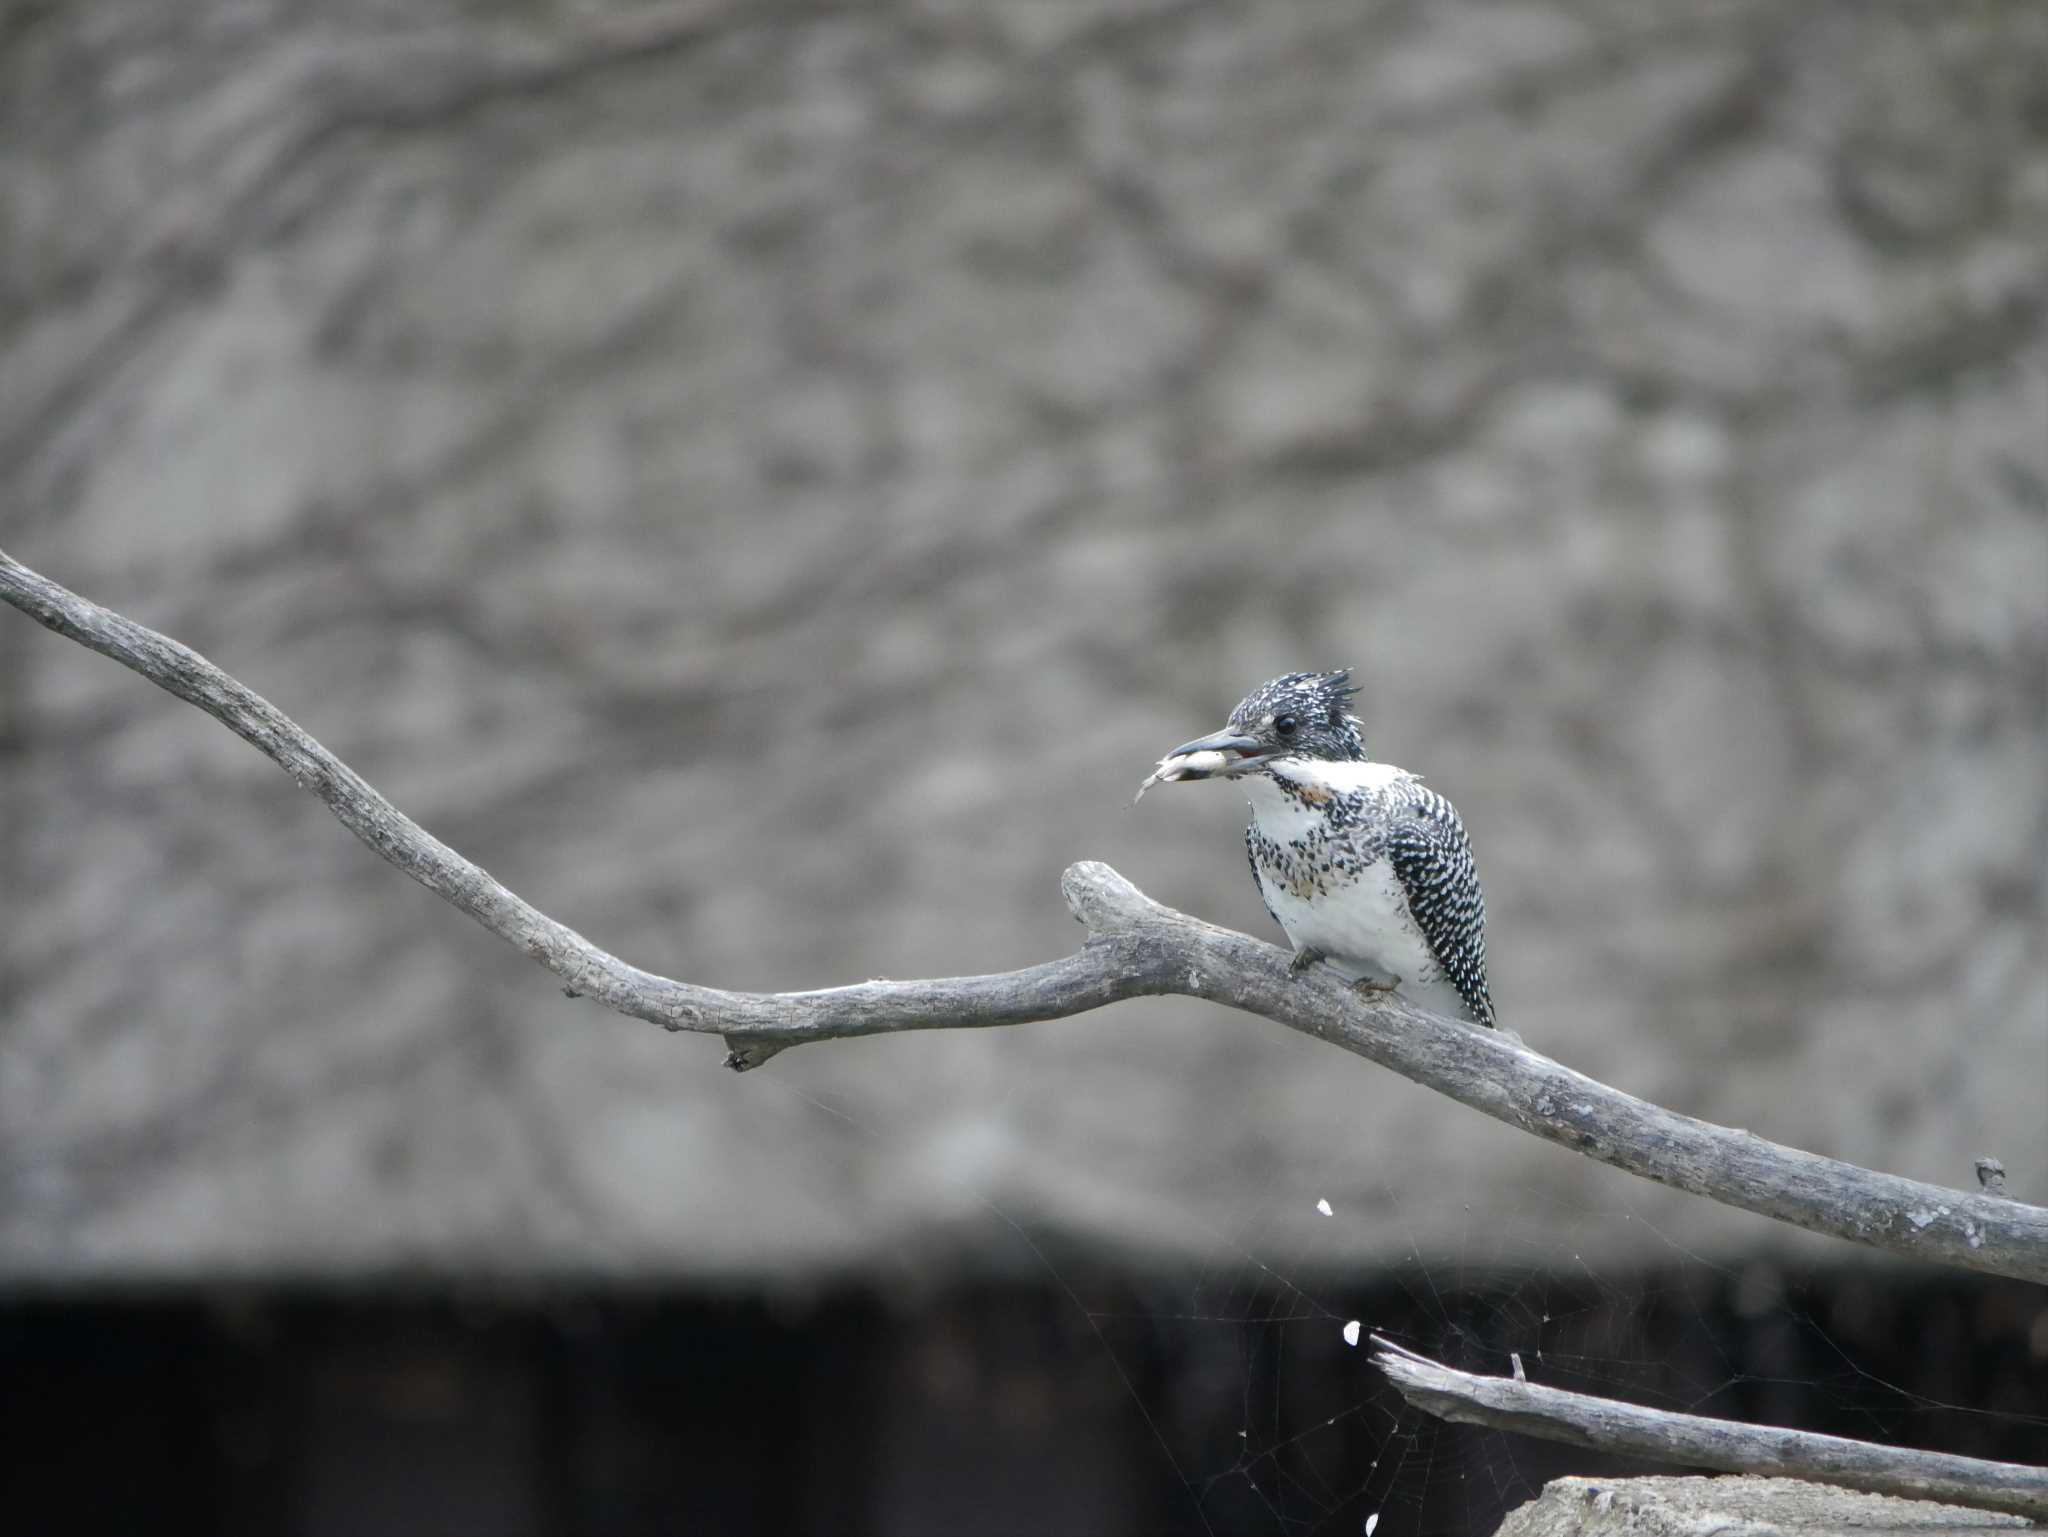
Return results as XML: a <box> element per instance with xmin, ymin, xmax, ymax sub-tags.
<box><xmin>1496</xmin><ymin>1476</ymin><xmax>2032</xmax><ymax>1535</ymax></box>
<box><xmin>3</xmin><ymin>1</ymin><xmax>2043</xmax><ymax>1279</ymax></box>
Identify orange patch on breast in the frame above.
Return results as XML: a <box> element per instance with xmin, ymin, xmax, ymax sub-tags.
<box><xmin>1294</xmin><ymin>783</ymin><xmax>1334</xmax><ymax>806</ymax></box>
<box><xmin>1281</xmin><ymin>871</ymin><xmax>1326</xmax><ymax>901</ymax></box>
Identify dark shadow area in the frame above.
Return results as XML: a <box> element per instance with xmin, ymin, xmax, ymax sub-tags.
<box><xmin>5</xmin><ymin>1266</ymin><xmax>2042</xmax><ymax>1536</ymax></box>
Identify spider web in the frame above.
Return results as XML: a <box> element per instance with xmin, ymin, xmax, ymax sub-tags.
<box><xmin>1062</xmin><ymin>1188</ymin><xmax>2048</xmax><ymax>1537</ymax></box>
<box><xmin>761</xmin><ymin>1072</ymin><xmax>2047</xmax><ymax>1537</ymax></box>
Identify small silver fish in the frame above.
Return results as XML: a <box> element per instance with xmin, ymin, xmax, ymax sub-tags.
<box><xmin>1133</xmin><ymin>748</ymin><xmax>1233</xmax><ymax>802</ymax></box>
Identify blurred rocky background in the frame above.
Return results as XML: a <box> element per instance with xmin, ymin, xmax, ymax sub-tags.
<box><xmin>2</xmin><ymin>0</ymin><xmax>2044</xmax><ymax>1531</ymax></box>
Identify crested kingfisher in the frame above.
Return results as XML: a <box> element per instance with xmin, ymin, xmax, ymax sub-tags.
<box><xmin>1140</xmin><ymin>670</ymin><xmax>1495</xmax><ymax>1028</ymax></box>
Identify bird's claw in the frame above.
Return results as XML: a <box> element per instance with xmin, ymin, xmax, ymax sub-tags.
<box><xmin>1350</xmin><ymin>976</ymin><xmax>1400</xmax><ymax>997</ymax></box>
<box><xmin>1289</xmin><ymin>946</ymin><xmax>1327</xmax><ymax>974</ymax></box>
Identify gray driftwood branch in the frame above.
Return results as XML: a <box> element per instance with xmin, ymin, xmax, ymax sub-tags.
<box><xmin>1368</xmin><ymin>1335</ymin><xmax>2048</xmax><ymax>1520</ymax></box>
<box><xmin>4</xmin><ymin>546</ymin><xmax>2046</xmax><ymax>1286</ymax></box>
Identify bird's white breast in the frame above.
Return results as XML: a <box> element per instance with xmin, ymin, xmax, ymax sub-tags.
<box><xmin>1243</xmin><ymin>761</ymin><xmax>1461</xmax><ymax>1015</ymax></box>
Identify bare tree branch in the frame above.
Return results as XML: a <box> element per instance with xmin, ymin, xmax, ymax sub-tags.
<box><xmin>1368</xmin><ymin>1335</ymin><xmax>2048</xmax><ymax>1520</ymax></box>
<box><xmin>4</xmin><ymin>546</ymin><xmax>2046</xmax><ymax>1283</ymax></box>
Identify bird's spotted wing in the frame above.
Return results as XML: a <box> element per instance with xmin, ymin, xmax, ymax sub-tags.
<box><xmin>1245</xmin><ymin>822</ymin><xmax>1283</xmax><ymax>932</ymax></box>
<box><xmin>1384</xmin><ymin>788</ymin><xmax>1494</xmax><ymax>1027</ymax></box>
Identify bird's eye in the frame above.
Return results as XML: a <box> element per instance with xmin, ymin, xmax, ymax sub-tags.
<box><xmin>1275</xmin><ymin>715</ymin><xmax>1299</xmax><ymax>737</ymax></box>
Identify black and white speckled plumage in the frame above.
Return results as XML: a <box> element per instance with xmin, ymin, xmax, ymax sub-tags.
<box><xmin>1176</xmin><ymin>671</ymin><xmax>1495</xmax><ymax>1028</ymax></box>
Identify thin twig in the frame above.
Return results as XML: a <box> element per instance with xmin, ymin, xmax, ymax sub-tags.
<box><xmin>1368</xmin><ymin>1335</ymin><xmax>2048</xmax><ymax>1520</ymax></box>
<box><xmin>4</xmin><ymin>546</ymin><xmax>2045</xmax><ymax>1283</ymax></box>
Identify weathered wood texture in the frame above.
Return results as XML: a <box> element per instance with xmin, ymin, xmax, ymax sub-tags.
<box><xmin>1370</xmin><ymin>1336</ymin><xmax>2048</xmax><ymax>1520</ymax></box>
<box><xmin>6</xmin><ymin>548</ymin><xmax>2044</xmax><ymax>1284</ymax></box>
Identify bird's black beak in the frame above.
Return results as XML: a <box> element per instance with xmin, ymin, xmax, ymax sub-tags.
<box><xmin>1163</xmin><ymin>729</ymin><xmax>1273</xmax><ymax>777</ymax></box>
<box><xmin>1135</xmin><ymin>727</ymin><xmax>1274</xmax><ymax>801</ymax></box>
<box><xmin>1168</xmin><ymin>728</ymin><xmax>1262</xmax><ymax>760</ymax></box>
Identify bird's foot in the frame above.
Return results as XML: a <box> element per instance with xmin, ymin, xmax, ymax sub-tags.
<box><xmin>1350</xmin><ymin>976</ymin><xmax>1400</xmax><ymax>998</ymax></box>
<box><xmin>1288</xmin><ymin>945</ymin><xmax>1327</xmax><ymax>974</ymax></box>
